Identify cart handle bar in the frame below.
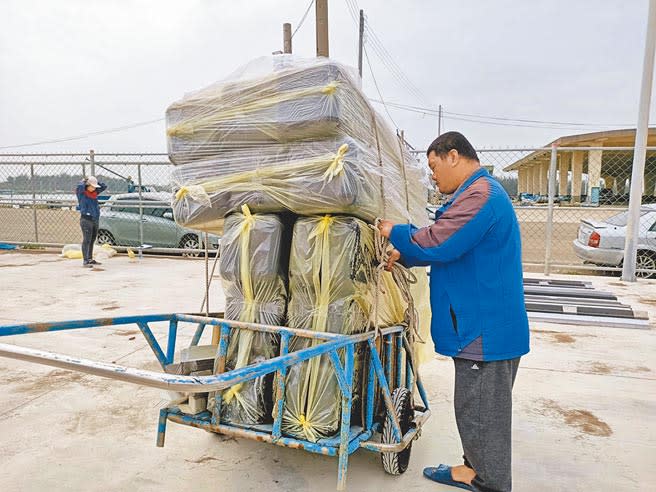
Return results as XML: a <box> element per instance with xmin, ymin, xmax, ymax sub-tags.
<box><xmin>0</xmin><ymin>313</ymin><xmax>404</xmax><ymax>341</ymax></box>
<box><xmin>0</xmin><ymin>325</ymin><xmax>405</xmax><ymax>393</ymax></box>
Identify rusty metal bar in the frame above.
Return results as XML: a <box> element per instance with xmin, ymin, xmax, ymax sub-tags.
<box><xmin>359</xmin><ymin>409</ymin><xmax>431</xmax><ymax>453</ymax></box>
<box><xmin>272</xmin><ymin>332</ymin><xmax>291</xmax><ymax>441</ymax></box>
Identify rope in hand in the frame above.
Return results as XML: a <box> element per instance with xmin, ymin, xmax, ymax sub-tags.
<box><xmin>370</xmin><ymin>219</ymin><xmax>424</xmax><ymax>345</ymax></box>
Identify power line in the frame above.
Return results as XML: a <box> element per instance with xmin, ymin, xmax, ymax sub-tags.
<box><xmin>365</xmin><ymin>33</ymin><xmax>427</xmax><ymax>103</ymax></box>
<box><xmin>291</xmin><ymin>0</ymin><xmax>315</xmax><ymax>39</ymax></box>
<box><xmin>0</xmin><ymin>117</ymin><xmax>165</xmax><ymax>150</ymax></box>
<box><xmin>344</xmin><ymin>0</ymin><xmax>358</xmax><ymax>21</ymax></box>
<box><xmin>369</xmin><ymin>99</ymin><xmax>636</xmax><ymax>131</ymax></box>
<box><xmin>376</xmin><ymin>101</ymin><xmax>619</xmax><ymax>131</ymax></box>
<box><xmin>343</xmin><ymin>2</ymin><xmax>633</xmax><ymax>133</ymax></box>
<box><xmin>343</xmin><ymin>0</ymin><xmax>429</xmax><ymax>106</ymax></box>
<box><xmin>364</xmin><ymin>45</ymin><xmax>399</xmax><ymax>130</ymax></box>
<box><xmin>441</xmin><ymin>114</ymin><xmax>612</xmax><ymax>131</ymax></box>
<box><xmin>363</xmin><ymin>19</ymin><xmax>429</xmax><ymax>104</ymax></box>
<box><xmin>411</xmin><ymin>101</ymin><xmax>630</xmax><ymax>127</ymax></box>
<box><xmin>344</xmin><ymin>1</ymin><xmax>399</xmax><ymax>129</ymax></box>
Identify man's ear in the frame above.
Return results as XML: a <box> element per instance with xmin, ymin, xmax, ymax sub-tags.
<box><xmin>448</xmin><ymin>149</ymin><xmax>460</xmax><ymax>167</ymax></box>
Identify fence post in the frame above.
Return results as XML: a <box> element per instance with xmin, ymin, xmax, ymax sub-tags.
<box><xmin>30</xmin><ymin>163</ymin><xmax>39</xmax><ymax>243</ymax></box>
<box><xmin>622</xmin><ymin>0</ymin><xmax>656</xmax><ymax>282</ymax></box>
<box><xmin>89</xmin><ymin>149</ymin><xmax>96</xmax><ymax>176</ymax></box>
<box><xmin>137</xmin><ymin>162</ymin><xmax>144</xmax><ymax>258</ymax></box>
<box><xmin>544</xmin><ymin>144</ymin><xmax>557</xmax><ymax>275</ymax></box>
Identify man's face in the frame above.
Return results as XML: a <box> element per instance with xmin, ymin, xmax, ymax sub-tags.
<box><xmin>428</xmin><ymin>150</ymin><xmax>459</xmax><ymax>194</ymax></box>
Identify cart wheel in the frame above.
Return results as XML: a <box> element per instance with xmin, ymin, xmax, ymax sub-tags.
<box><xmin>381</xmin><ymin>387</ymin><xmax>413</xmax><ymax>475</ymax></box>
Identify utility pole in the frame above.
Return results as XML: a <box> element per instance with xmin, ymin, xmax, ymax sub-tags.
<box><xmin>283</xmin><ymin>23</ymin><xmax>292</xmax><ymax>54</ymax></box>
<box><xmin>358</xmin><ymin>9</ymin><xmax>364</xmax><ymax>78</ymax></box>
<box><xmin>622</xmin><ymin>0</ymin><xmax>656</xmax><ymax>281</ymax></box>
<box><xmin>316</xmin><ymin>0</ymin><xmax>329</xmax><ymax>57</ymax></box>
<box><xmin>437</xmin><ymin>105</ymin><xmax>443</xmax><ymax>135</ymax></box>
<box><xmin>89</xmin><ymin>149</ymin><xmax>96</xmax><ymax>176</ymax></box>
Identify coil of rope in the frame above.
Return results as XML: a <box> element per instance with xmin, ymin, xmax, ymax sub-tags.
<box><xmin>370</xmin><ymin>219</ymin><xmax>424</xmax><ymax>346</ymax></box>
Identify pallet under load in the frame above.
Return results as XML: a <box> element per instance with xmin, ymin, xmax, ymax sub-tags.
<box><xmin>282</xmin><ymin>215</ymin><xmax>375</xmax><ymax>442</ymax></box>
<box><xmin>213</xmin><ymin>207</ymin><xmax>291</xmax><ymax>425</ymax></box>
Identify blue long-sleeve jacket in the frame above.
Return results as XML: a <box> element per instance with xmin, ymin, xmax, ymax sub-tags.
<box><xmin>76</xmin><ymin>181</ymin><xmax>107</xmax><ymax>221</ymax></box>
<box><xmin>390</xmin><ymin>168</ymin><xmax>529</xmax><ymax>361</ymax></box>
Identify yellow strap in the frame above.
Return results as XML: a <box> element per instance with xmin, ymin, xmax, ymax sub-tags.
<box><xmin>238</xmin><ymin>204</ymin><xmax>256</xmax><ymax>322</ymax></box>
<box><xmin>321</xmin><ymin>143</ymin><xmax>349</xmax><ymax>183</ymax></box>
<box><xmin>223</xmin><ymin>383</ymin><xmax>243</xmax><ymax>404</ymax></box>
<box><xmin>296</xmin><ymin>215</ymin><xmax>334</xmax><ymax>439</ymax></box>
<box><xmin>321</xmin><ymin>81</ymin><xmax>338</xmax><ymax>95</ymax></box>
<box><xmin>179</xmin><ymin>150</ymin><xmax>348</xmax><ymax>204</ymax></box>
<box><xmin>173</xmin><ymin>184</ymin><xmax>211</xmax><ymax>208</ymax></box>
<box><xmin>309</xmin><ymin>214</ymin><xmax>334</xmax><ymax>241</ymax></box>
<box><xmin>175</xmin><ymin>187</ymin><xmax>188</xmax><ymax>201</ymax></box>
<box><xmin>224</xmin><ymin>205</ymin><xmax>256</xmax><ymax>403</ymax></box>
<box><xmin>167</xmin><ymin>82</ymin><xmax>339</xmax><ymax>138</ymax></box>
<box><xmin>298</xmin><ymin>414</ymin><xmax>312</xmax><ymax>431</ymax></box>
<box><xmin>308</xmin><ymin>214</ymin><xmax>334</xmax><ymax>332</ymax></box>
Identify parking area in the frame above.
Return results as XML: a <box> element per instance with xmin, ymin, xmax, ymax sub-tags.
<box><xmin>0</xmin><ymin>251</ymin><xmax>655</xmax><ymax>491</ymax></box>
<box><xmin>0</xmin><ymin>205</ymin><xmax>634</xmax><ymax>266</ymax></box>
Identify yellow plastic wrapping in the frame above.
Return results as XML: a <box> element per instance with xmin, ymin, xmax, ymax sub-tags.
<box><xmin>212</xmin><ymin>206</ymin><xmax>290</xmax><ymax>425</ymax></box>
<box><xmin>167</xmin><ymin>56</ymin><xmax>431</xmax><ymax>229</ymax></box>
<box><xmin>409</xmin><ymin>269</ymin><xmax>433</xmax><ymax>365</ymax></box>
<box><xmin>281</xmin><ymin>216</ymin><xmax>374</xmax><ymax>442</ymax></box>
<box><xmin>61</xmin><ymin>243</ymin><xmax>117</xmax><ymax>260</ymax></box>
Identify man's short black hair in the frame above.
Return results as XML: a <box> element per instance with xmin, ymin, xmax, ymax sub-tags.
<box><xmin>426</xmin><ymin>131</ymin><xmax>479</xmax><ymax>162</ymax></box>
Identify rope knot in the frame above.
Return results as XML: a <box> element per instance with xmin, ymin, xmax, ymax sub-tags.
<box><xmin>370</xmin><ymin>219</ymin><xmax>424</xmax><ymax>343</ymax></box>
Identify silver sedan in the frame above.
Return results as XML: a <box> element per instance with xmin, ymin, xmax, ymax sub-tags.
<box><xmin>572</xmin><ymin>205</ymin><xmax>656</xmax><ymax>277</ymax></box>
<box><xmin>97</xmin><ymin>192</ymin><xmax>220</xmax><ymax>254</ymax></box>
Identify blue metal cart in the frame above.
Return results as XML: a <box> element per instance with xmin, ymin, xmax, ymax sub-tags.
<box><xmin>0</xmin><ymin>313</ymin><xmax>431</xmax><ymax>490</ymax></box>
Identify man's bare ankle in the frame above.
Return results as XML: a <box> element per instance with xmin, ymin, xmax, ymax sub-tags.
<box><xmin>451</xmin><ymin>464</ymin><xmax>476</xmax><ymax>485</ymax></box>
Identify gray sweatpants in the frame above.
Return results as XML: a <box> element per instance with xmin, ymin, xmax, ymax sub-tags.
<box><xmin>453</xmin><ymin>357</ymin><xmax>520</xmax><ymax>492</ymax></box>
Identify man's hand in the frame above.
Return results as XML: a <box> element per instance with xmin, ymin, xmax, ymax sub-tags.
<box><xmin>385</xmin><ymin>249</ymin><xmax>401</xmax><ymax>271</ymax></box>
<box><xmin>377</xmin><ymin>219</ymin><xmax>395</xmax><ymax>239</ymax></box>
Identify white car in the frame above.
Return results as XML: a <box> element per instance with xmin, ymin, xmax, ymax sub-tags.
<box><xmin>572</xmin><ymin>205</ymin><xmax>656</xmax><ymax>277</ymax></box>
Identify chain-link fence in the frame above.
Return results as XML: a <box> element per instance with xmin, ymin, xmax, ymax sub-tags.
<box><xmin>412</xmin><ymin>146</ymin><xmax>656</xmax><ymax>278</ymax></box>
<box><xmin>1</xmin><ymin>148</ymin><xmax>655</xmax><ymax>277</ymax></box>
<box><xmin>0</xmin><ymin>152</ymin><xmax>218</xmax><ymax>256</ymax></box>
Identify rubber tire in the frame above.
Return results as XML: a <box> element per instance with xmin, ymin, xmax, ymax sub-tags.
<box><xmin>381</xmin><ymin>387</ymin><xmax>413</xmax><ymax>475</ymax></box>
<box><xmin>636</xmin><ymin>251</ymin><xmax>656</xmax><ymax>279</ymax></box>
<box><xmin>179</xmin><ymin>234</ymin><xmax>201</xmax><ymax>258</ymax></box>
<box><xmin>96</xmin><ymin>230</ymin><xmax>115</xmax><ymax>246</ymax></box>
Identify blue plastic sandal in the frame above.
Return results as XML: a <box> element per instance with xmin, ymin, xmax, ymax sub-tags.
<box><xmin>423</xmin><ymin>464</ymin><xmax>473</xmax><ymax>491</ymax></box>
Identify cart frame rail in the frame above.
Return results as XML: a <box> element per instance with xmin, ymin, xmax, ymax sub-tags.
<box><xmin>0</xmin><ymin>313</ymin><xmax>431</xmax><ymax>490</ymax></box>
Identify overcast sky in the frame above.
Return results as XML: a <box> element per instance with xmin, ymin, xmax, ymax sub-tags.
<box><xmin>0</xmin><ymin>0</ymin><xmax>653</xmax><ymax>154</ymax></box>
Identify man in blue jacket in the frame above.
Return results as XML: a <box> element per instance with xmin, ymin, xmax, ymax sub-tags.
<box><xmin>76</xmin><ymin>176</ymin><xmax>107</xmax><ymax>268</ymax></box>
<box><xmin>379</xmin><ymin>132</ymin><xmax>529</xmax><ymax>492</ymax></box>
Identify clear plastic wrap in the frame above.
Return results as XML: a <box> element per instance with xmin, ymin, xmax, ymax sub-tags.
<box><xmin>211</xmin><ymin>206</ymin><xmax>290</xmax><ymax>425</ymax></box>
<box><xmin>280</xmin><ymin>215</ymin><xmax>374</xmax><ymax>442</ymax></box>
<box><xmin>166</xmin><ymin>55</ymin><xmax>436</xmax><ymax>432</ymax></box>
<box><xmin>172</xmin><ymin>139</ymin><xmax>381</xmax><ymax>226</ymax></box>
<box><xmin>167</xmin><ymin>56</ymin><xmax>431</xmax><ymax>229</ymax></box>
<box><xmin>166</xmin><ymin>56</ymin><xmax>366</xmax><ymax>163</ymax></box>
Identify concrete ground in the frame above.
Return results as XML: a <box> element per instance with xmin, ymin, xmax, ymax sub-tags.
<box><xmin>0</xmin><ymin>250</ymin><xmax>655</xmax><ymax>492</ymax></box>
